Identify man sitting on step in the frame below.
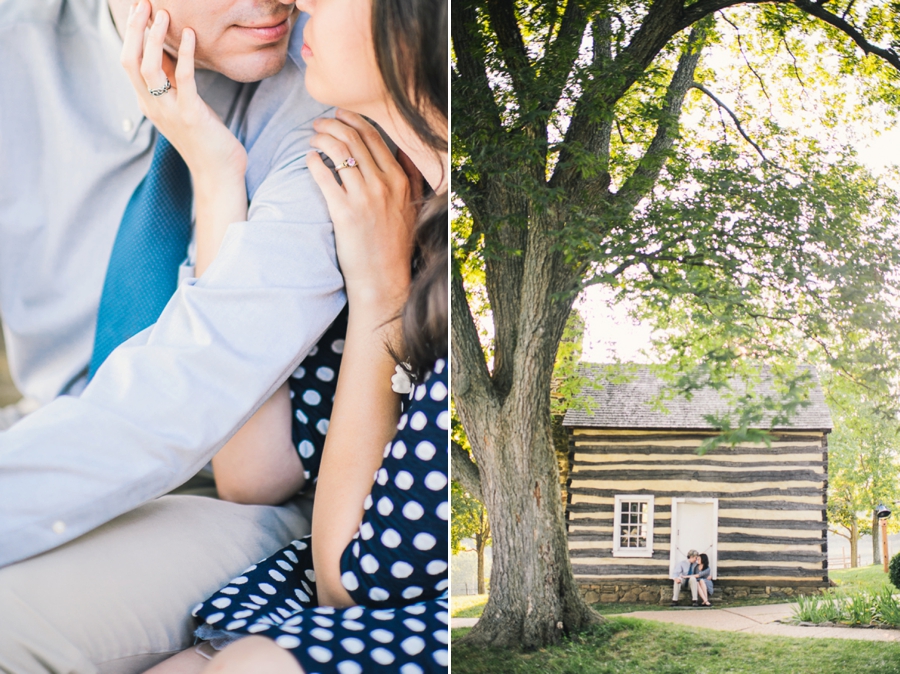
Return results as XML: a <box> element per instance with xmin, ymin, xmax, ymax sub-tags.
<box><xmin>670</xmin><ymin>549</ymin><xmax>701</xmax><ymax>606</ymax></box>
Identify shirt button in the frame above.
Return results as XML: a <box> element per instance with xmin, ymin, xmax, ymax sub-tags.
<box><xmin>122</xmin><ymin>118</ymin><xmax>134</xmax><ymax>133</ymax></box>
<box><xmin>52</xmin><ymin>520</ymin><xmax>66</xmax><ymax>534</ymax></box>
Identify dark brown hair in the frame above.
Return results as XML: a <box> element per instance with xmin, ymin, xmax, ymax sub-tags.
<box><xmin>373</xmin><ymin>0</ymin><xmax>448</xmax><ymax>374</ymax></box>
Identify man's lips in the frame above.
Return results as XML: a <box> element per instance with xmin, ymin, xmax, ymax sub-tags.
<box><xmin>233</xmin><ymin>15</ymin><xmax>292</xmax><ymax>42</ymax></box>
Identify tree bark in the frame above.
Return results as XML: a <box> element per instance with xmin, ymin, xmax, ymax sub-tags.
<box><xmin>850</xmin><ymin>519</ymin><xmax>858</xmax><ymax>568</ymax></box>
<box><xmin>476</xmin><ymin>529</ymin><xmax>486</xmax><ymax>595</ymax></box>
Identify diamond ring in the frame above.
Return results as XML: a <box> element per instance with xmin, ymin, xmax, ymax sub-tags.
<box><xmin>148</xmin><ymin>79</ymin><xmax>171</xmax><ymax>97</ymax></box>
<box><xmin>336</xmin><ymin>157</ymin><xmax>358</xmax><ymax>171</ymax></box>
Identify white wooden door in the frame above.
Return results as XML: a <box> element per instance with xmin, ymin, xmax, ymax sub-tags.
<box><xmin>670</xmin><ymin>498</ymin><xmax>718</xmax><ymax>579</ymax></box>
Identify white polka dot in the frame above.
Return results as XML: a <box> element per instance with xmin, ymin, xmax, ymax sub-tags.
<box><xmin>425</xmin><ymin>471</ymin><xmax>448</xmax><ymax>491</ymax></box>
<box><xmin>292</xmin><ymin>366</ymin><xmax>306</xmax><ymax>379</ymax></box>
<box><xmin>371</xmin><ymin>647</ymin><xmax>396</xmax><ymax>665</ymax></box>
<box><xmin>294</xmin><ymin>588</ymin><xmax>310</xmax><ymax>603</ymax></box>
<box><xmin>299</xmin><ymin>440</ymin><xmax>315</xmax><ymax>458</ymax></box>
<box><xmin>309</xmin><ymin>345</ymin><xmax>319</xmax><ymax>356</ymax></box>
<box><xmin>436</xmin><ymin>501</ymin><xmax>449</xmax><ymax>520</ymax></box>
<box><xmin>225</xmin><ymin>619</ymin><xmax>247</xmax><ymax>630</ymax></box>
<box><xmin>292</xmin><ymin>540</ymin><xmax>309</xmax><ymax>550</ymax></box>
<box><xmin>400</xmin><ymin>664</ymin><xmax>424</xmax><ymax>674</ymax></box>
<box><xmin>413</xmin><ymin>533</ymin><xmax>436</xmax><ymax>550</ymax></box>
<box><xmin>372</xmin><ymin>609</ymin><xmax>394</xmax><ymax>621</ymax></box>
<box><xmin>427</xmin><ymin>560</ymin><xmax>448</xmax><ymax>575</ymax></box>
<box><xmin>433</xmin><ymin>629</ymin><xmax>449</xmax><ymax>644</ymax></box>
<box><xmin>415</xmin><ymin>385</ymin><xmax>427</xmax><ymax>401</ymax></box>
<box><xmin>436</xmin><ymin>611</ymin><xmax>449</xmax><ymax>625</ymax></box>
<box><xmin>395</xmin><ymin>471</ymin><xmax>414</xmax><ymax>490</ymax></box>
<box><xmin>360</xmin><ymin>522</ymin><xmax>375</xmax><ymax>540</ymax></box>
<box><xmin>352</xmin><ymin>542</ymin><xmax>360</xmax><ymax>557</ymax></box>
<box><xmin>397</xmin><ymin>414</ymin><xmax>408</xmax><ymax>430</ymax></box>
<box><xmin>341</xmin><ymin>637</ymin><xmax>365</xmax><ymax>654</ymax></box>
<box><xmin>401</xmin><ymin>636</ymin><xmax>425</xmax><ymax>655</ymax></box>
<box><xmin>315</xmin><ymin>606</ymin><xmax>337</xmax><ymax>615</ymax></box>
<box><xmin>383</xmin><ymin>441</ymin><xmax>392</xmax><ymax>458</ymax></box>
<box><xmin>248</xmin><ymin>595</ymin><xmax>269</xmax><ymax>605</ymax></box>
<box><xmin>404</xmin><ymin>618</ymin><xmax>426</xmax><ymax>632</ymax></box>
<box><xmin>286</xmin><ymin>600</ymin><xmax>303</xmax><ymax>612</ymax></box>
<box><xmin>278</xmin><ymin>607</ymin><xmax>292</xmax><ymax>618</ymax></box>
<box><xmin>337</xmin><ymin>661</ymin><xmax>363</xmax><ymax>674</ymax></box>
<box><xmin>331</xmin><ymin>339</ymin><xmax>345</xmax><ymax>354</ymax></box>
<box><xmin>211</xmin><ymin>597</ymin><xmax>231</xmax><ymax>609</ymax></box>
<box><xmin>231</xmin><ymin>575</ymin><xmax>248</xmax><ymax>585</ymax></box>
<box><xmin>402</xmin><ymin>587</ymin><xmax>423</xmax><ymax>600</ymax></box>
<box><xmin>306</xmin><ymin>568</ymin><xmax>317</xmax><ymax>583</ymax></box>
<box><xmin>295</xmin><ymin>408</ymin><xmax>309</xmax><ymax>424</ymax></box>
<box><xmin>241</xmin><ymin>603</ymin><xmax>261</xmax><ymax>610</ymax></box>
<box><xmin>268</xmin><ymin>569</ymin><xmax>285</xmax><ymax>583</ymax></box>
<box><xmin>258</xmin><ymin>583</ymin><xmax>277</xmax><ymax>595</ymax></box>
<box><xmin>343</xmin><ymin>620</ymin><xmax>365</xmax><ymax>631</ymax></box>
<box><xmin>241</xmin><ymin>564</ymin><xmax>258</xmax><ymax>573</ymax></box>
<box><xmin>430</xmin><ymin>381</ymin><xmax>448</xmax><ymax>401</ymax></box>
<box><xmin>191</xmin><ymin>603</ymin><xmax>203</xmax><ymax>617</ymax></box>
<box><xmin>205</xmin><ymin>612</ymin><xmax>225</xmax><ymax>624</ymax></box>
<box><xmin>233</xmin><ymin>610</ymin><xmax>254</xmax><ymax>619</ymax></box>
<box><xmin>403</xmin><ymin>501</ymin><xmax>424</xmax><ymax>520</ymax></box>
<box><xmin>435</xmin><ymin>578</ymin><xmax>449</xmax><ymax>590</ymax></box>
<box><xmin>344</xmin><ymin>606</ymin><xmax>364</xmax><ymax>620</ymax></box>
<box><xmin>433</xmin><ymin>649</ymin><xmax>449</xmax><ymax>667</ymax></box>
<box><xmin>313</xmin><ymin>616</ymin><xmax>334</xmax><ymax>627</ymax></box>
<box><xmin>281</xmin><ymin>624</ymin><xmax>301</xmax><ymax>634</ymax></box>
<box><xmin>437</xmin><ymin>410</ymin><xmax>449</xmax><ymax>430</ymax></box>
<box><xmin>391</xmin><ymin>561</ymin><xmax>414</xmax><ymax>578</ymax></box>
<box><xmin>435</xmin><ymin>359</ymin><xmax>445</xmax><ymax>373</ymax></box>
<box><xmin>391</xmin><ymin>441</ymin><xmax>407</xmax><ymax>459</ymax></box>
<box><xmin>363</xmin><ymin>494</ymin><xmax>373</xmax><ymax>510</ymax></box>
<box><xmin>361</xmin><ymin>554</ymin><xmax>380</xmax><ymax>574</ymax></box>
<box><xmin>376</xmin><ymin>468</ymin><xmax>389</xmax><ymax>485</ymax></box>
<box><xmin>317</xmin><ymin>418</ymin><xmax>330</xmax><ymax>435</ymax></box>
<box><xmin>404</xmin><ymin>604</ymin><xmax>427</xmax><ymax>615</ymax></box>
<box><xmin>277</xmin><ymin>559</ymin><xmax>293</xmax><ymax>572</ymax></box>
<box><xmin>415</xmin><ymin>441</ymin><xmax>436</xmax><ymax>461</ymax></box>
<box><xmin>310</xmin><ymin>627</ymin><xmax>334</xmax><ymax>641</ymax></box>
<box><xmin>341</xmin><ymin>571</ymin><xmax>359</xmax><ymax>591</ymax></box>
<box><xmin>369</xmin><ymin>587</ymin><xmax>390</xmax><ymax>601</ymax></box>
<box><xmin>377</xmin><ymin>496</ymin><xmax>394</xmax><ymax>516</ymax></box>
<box><xmin>410</xmin><ymin>411</ymin><xmax>428</xmax><ymax>430</ymax></box>
<box><xmin>307</xmin><ymin>645</ymin><xmax>333</xmax><ymax>662</ymax></box>
<box><xmin>371</xmin><ymin>628</ymin><xmax>394</xmax><ymax>643</ymax></box>
<box><xmin>284</xmin><ymin>550</ymin><xmax>298</xmax><ymax>564</ymax></box>
<box><xmin>316</xmin><ymin>366</ymin><xmax>335</xmax><ymax>382</ymax></box>
<box><xmin>247</xmin><ymin>623</ymin><xmax>270</xmax><ymax>633</ymax></box>
<box><xmin>381</xmin><ymin>529</ymin><xmax>402</xmax><ymax>548</ymax></box>
<box><xmin>220</xmin><ymin>586</ymin><xmax>239</xmax><ymax>595</ymax></box>
<box><xmin>303</xmin><ymin>390</ymin><xmax>322</xmax><ymax>405</ymax></box>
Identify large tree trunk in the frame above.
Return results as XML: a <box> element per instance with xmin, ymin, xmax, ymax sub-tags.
<box><xmin>850</xmin><ymin>520</ymin><xmax>859</xmax><ymax>568</ymax></box>
<box><xmin>476</xmin><ymin>530</ymin><xmax>486</xmax><ymax>595</ymax></box>
<box><xmin>873</xmin><ymin>511</ymin><xmax>882</xmax><ymax>566</ymax></box>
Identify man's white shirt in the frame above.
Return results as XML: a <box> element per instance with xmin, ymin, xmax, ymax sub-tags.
<box><xmin>0</xmin><ymin>0</ymin><xmax>345</xmax><ymax>566</ymax></box>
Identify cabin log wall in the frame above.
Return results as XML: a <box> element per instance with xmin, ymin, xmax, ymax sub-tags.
<box><xmin>565</xmin><ymin>429</ymin><xmax>830</xmax><ymax>604</ymax></box>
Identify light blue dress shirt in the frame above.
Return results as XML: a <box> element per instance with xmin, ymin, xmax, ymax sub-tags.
<box><xmin>0</xmin><ymin>1</ymin><xmax>346</xmax><ymax>566</ymax></box>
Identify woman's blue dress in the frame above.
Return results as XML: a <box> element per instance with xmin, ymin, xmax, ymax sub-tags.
<box><xmin>193</xmin><ymin>312</ymin><xmax>449</xmax><ymax>673</ymax></box>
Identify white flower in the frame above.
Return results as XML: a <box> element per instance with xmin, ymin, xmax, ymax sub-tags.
<box><xmin>391</xmin><ymin>363</ymin><xmax>413</xmax><ymax>394</ymax></box>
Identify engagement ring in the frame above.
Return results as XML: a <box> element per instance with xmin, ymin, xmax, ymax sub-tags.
<box><xmin>148</xmin><ymin>79</ymin><xmax>171</xmax><ymax>97</ymax></box>
<box><xmin>336</xmin><ymin>157</ymin><xmax>358</xmax><ymax>171</ymax></box>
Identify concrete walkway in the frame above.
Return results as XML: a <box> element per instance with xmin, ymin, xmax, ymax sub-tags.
<box><xmin>451</xmin><ymin>603</ymin><xmax>900</xmax><ymax>641</ymax></box>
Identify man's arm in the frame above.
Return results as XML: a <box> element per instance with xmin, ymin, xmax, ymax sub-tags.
<box><xmin>0</xmin><ymin>107</ymin><xmax>344</xmax><ymax>568</ymax></box>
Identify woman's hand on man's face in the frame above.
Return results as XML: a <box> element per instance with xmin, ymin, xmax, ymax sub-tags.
<box><xmin>306</xmin><ymin>110</ymin><xmax>421</xmax><ymax>322</ymax></box>
<box><xmin>120</xmin><ymin>0</ymin><xmax>247</xmax><ymax>184</ymax></box>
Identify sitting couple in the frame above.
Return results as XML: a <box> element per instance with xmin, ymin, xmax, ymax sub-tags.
<box><xmin>0</xmin><ymin>0</ymin><xmax>447</xmax><ymax>672</ymax></box>
<box><xmin>670</xmin><ymin>551</ymin><xmax>714</xmax><ymax>607</ymax></box>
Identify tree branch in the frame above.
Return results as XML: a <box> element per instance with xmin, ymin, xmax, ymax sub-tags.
<box><xmin>691</xmin><ymin>83</ymin><xmax>769</xmax><ymax>162</ymax></box>
<box><xmin>451</xmin><ymin>266</ymin><xmax>496</xmax><ymax>403</ymax></box>
<box><xmin>538</xmin><ymin>0</ymin><xmax>590</xmax><ymax>114</ymax></box>
<box><xmin>452</xmin><ymin>441</ymin><xmax>483</xmax><ymax>502</ymax></box>
<box><xmin>613</xmin><ymin>22</ymin><xmax>708</xmax><ymax>217</ymax></box>
<box><xmin>486</xmin><ymin>0</ymin><xmax>536</xmax><ymax>107</ymax></box>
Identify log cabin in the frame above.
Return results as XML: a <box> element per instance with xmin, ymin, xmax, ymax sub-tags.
<box><xmin>563</xmin><ymin>365</ymin><xmax>832</xmax><ymax>604</ymax></box>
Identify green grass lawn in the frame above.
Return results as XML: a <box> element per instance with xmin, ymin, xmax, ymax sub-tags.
<box><xmin>830</xmin><ymin>564</ymin><xmax>894</xmax><ymax>592</ymax></box>
<box><xmin>452</xmin><ymin>594</ymin><xmax>489</xmax><ymax>618</ymax></box>
<box><xmin>451</xmin><ymin>618</ymin><xmax>900</xmax><ymax>674</ymax></box>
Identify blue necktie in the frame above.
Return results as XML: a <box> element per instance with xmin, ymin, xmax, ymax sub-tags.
<box><xmin>88</xmin><ymin>134</ymin><xmax>192</xmax><ymax>379</ymax></box>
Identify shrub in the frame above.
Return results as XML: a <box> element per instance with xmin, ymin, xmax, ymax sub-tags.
<box><xmin>874</xmin><ymin>585</ymin><xmax>900</xmax><ymax>627</ymax></box>
<box><xmin>889</xmin><ymin>552</ymin><xmax>900</xmax><ymax>591</ymax></box>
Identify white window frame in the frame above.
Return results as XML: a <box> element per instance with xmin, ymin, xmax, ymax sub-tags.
<box><xmin>612</xmin><ymin>494</ymin><xmax>655</xmax><ymax>558</ymax></box>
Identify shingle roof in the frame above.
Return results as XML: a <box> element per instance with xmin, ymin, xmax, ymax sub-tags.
<box><xmin>562</xmin><ymin>364</ymin><xmax>833</xmax><ymax>431</ymax></box>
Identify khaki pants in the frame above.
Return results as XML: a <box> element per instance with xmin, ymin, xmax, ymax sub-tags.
<box><xmin>672</xmin><ymin>577</ymin><xmax>698</xmax><ymax>602</ymax></box>
<box><xmin>0</xmin><ymin>492</ymin><xmax>311</xmax><ymax>674</ymax></box>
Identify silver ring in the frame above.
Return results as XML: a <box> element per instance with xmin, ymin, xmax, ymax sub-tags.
<box><xmin>336</xmin><ymin>157</ymin><xmax>358</xmax><ymax>171</ymax></box>
<box><xmin>148</xmin><ymin>79</ymin><xmax>171</xmax><ymax>97</ymax></box>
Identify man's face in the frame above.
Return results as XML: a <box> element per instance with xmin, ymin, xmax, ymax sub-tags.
<box><xmin>690</xmin><ymin>555</ymin><xmax>698</xmax><ymax>564</ymax></box>
<box><xmin>153</xmin><ymin>0</ymin><xmax>298</xmax><ymax>83</ymax></box>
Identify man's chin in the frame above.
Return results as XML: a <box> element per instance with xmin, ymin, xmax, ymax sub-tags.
<box><xmin>205</xmin><ymin>48</ymin><xmax>290</xmax><ymax>83</ymax></box>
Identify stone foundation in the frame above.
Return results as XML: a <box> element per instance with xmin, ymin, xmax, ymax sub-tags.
<box><xmin>578</xmin><ymin>582</ymin><xmax>820</xmax><ymax>605</ymax></box>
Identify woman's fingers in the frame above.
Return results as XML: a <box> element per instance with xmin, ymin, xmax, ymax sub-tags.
<box><xmin>120</xmin><ymin>1</ymin><xmax>151</xmax><ymax>93</ymax></box>
<box><xmin>306</xmin><ymin>151</ymin><xmax>349</xmax><ymax>207</ymax></box>
<box><xmin>310</xmin><ymin>133</ymin><xmax>366</xmax><ymax>191</ymax></box>
<box><xmin>140</xmin><ymin>9</ymin><xmax>170</xmax><ymax>91</ymax></box>
<box><xmin>175</xmin><ymin>29</ymin><xmax>198</xmax><ymax>105</ymax></box>
<box><xmin>312</xmin><ymin>117</ymin><xmax>378</xmax><ymax>180</ymax></box>
<box><xmin>334</xmin><ymin>110</ymin><xmax>397</xmax><ymax>175</ymax></box>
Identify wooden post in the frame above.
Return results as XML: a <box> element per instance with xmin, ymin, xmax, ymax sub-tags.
<box><xmin>882</xmin><ymin>517</ymin><xmax>889</xmax><ymax>574</ymax></box>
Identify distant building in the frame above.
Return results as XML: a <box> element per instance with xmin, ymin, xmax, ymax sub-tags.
<box><xmin>563</xmin><ymin>365</ymin><xmax>832</xmax><ymax>604</ymax></box>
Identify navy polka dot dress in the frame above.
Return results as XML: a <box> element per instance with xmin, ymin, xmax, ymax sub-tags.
<box><xmin>194</xmin><ymin>342</ymin><xmax>449</xmax><ymax>674</ymax></box>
